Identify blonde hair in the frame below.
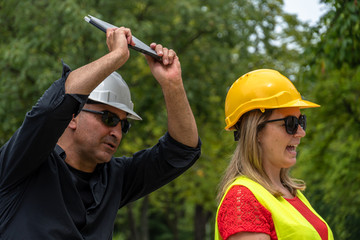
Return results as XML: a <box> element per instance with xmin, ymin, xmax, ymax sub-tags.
<box><xmin>217</xmin><ymin>109</ymin><xmax>306</xmax><ymax>203</ymax></box>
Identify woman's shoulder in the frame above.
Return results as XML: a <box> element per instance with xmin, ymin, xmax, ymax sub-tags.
<box><xmin>217</xmin><ymin>185</ymin><xmax>275</xmax><ymax>239</ymax></box>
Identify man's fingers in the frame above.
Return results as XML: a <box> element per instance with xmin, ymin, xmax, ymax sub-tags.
<box><xmin>162</xmin><ymin>48</ymin><xmax>169</xmax><ymax>65</ymax></box>
<box><xmin>149</xmin><ymin>43</ymin><xmax>178</xmax><ymax>65</ymax></box>
<box><xmin>153</xmin><ymin>44</ymin><xmax>164</xmax><ymax>56</ymax></box>
<box><xmin>168</xmin><ymin>49</ymin><xmax>176</xmax><ymax>65</ymax></box>
<box><xmin>106</xmin><ymin>28</ymin><xmax>116</xmax><ymax>38</ymax></box>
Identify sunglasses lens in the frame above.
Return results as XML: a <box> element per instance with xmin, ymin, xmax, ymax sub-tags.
<box><xmin>102</xmin><ymin>111</ymin><xmax>120</xmax><ymax>127</ymax></box>
<box><xmin>284</xmin><ymin>115</ymin><xmax>307</xmax><ymax>134</ymax></box>
<box><xmin>299</xmin><ymin>115</ymin><xmax>306</xmax><ymax>131</ymax></box>
<box><xmin>285</xmin><ymin>116</ymin><xmax>298</xmax><ymax>134</ymax></box>
<box><xmin>100</xmin><ymin>111</ymin><xmax>131</xmax><ymax>134</ymax></box>
<box><xmin>121</xmin><ymin>120</ymin><xmax>131</xmax><ymax>134</ymax></box>
<box><xmin>263</xmin><ymin>114</ymin><xmax>307</xmax><ymax>135</ymax></box>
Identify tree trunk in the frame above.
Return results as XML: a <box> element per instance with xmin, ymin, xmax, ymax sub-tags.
<box><xmin>140</xmin><ymin>196</ymin><xmax>149</xmax><ymax>240</ymax></box>
<box><xmin>127</xmin><ymin>203</ymin><xmax>139</xmax><ymax>240</ymax></box>
<box><xmin>194</xmin><ymin>204</ymin><xmax>211</xmax><ymax>240</ymax></box>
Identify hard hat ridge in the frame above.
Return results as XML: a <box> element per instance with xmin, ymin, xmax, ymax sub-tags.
<box><xmin>88</xmin><ymin>72</ymin><xmax>142</xmax><ymax>120</ymax></box>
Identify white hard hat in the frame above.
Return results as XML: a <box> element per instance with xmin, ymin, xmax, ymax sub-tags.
<box><xmin>88</xmin><ymin>72</ymin><xmax>142</xmax><ymax>120</ymax></box>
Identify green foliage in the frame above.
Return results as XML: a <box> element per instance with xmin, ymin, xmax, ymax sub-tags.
<box><xmin>2</xmin><ymin>0</ymin><xmax>358</xmax><ymax>239</ymax></box>
<box><xmin>293</xmin><ymin>1</ymin><xmax>360</xmax><ymax>239</ymax></box>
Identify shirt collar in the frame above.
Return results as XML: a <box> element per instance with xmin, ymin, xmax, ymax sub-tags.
<box><xmin>55</xmin><ymin>144</ymin><xmax>67</xmax><ymax>160</ymax></box>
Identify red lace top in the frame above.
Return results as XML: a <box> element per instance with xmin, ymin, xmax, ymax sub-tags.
<box><xmin>217</xmin><ymin>185</ymin><xmax>328</xmax><ymax>240</ymax></box>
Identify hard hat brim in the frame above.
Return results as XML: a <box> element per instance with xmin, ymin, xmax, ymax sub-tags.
<box><xmin>225</xmin><ymin>99</ymin><xmax>320</xmax><ymax>131</ymax></box>
<box><xmin>88</xmin><ymin>98</ymin><xmax>142</xmax><ymax>120</ymax></box>
<box><xmin>278</xmin><ymin>99</ymin><xmax>320</xmax><ymax>109</ymax></box>
<box><xmin>109</xmin><ymin>102</ymin><xmax>142</xmax><ymax>120</ymax></box>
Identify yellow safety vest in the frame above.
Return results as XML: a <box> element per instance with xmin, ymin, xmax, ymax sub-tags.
<box><xmin>215</xmin><ymin>176</ymin><xmax>334</xmax><ymax>240</ymax></box>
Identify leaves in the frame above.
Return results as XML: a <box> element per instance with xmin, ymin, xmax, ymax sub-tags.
<box><xmin>293</xmin><ymin>1</ymin><xmax>360</xmax><ymax>238</ymax></box>
<box><xmin>1</xmin><ymin>0</ymin><xmax>358</xmax><ymax>239</ymax></box>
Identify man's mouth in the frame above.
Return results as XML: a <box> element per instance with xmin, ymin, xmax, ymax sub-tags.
<box><xmin>104</xmin><ymin>142</ymin><xmax>116</xmax><ymax>151</ymax></box>
<box><xmin>102</xmin><ymin>136</ymin><xmax>119</xmax><ymax>152</ymax></box>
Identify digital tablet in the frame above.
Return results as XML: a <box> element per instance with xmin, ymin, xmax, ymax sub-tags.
<box><xmin>84</xmin><ymin>15</ymin><xmax>162</xmax><ymax>61</ymax></box>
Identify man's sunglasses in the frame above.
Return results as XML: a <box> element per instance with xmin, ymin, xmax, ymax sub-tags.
<box><xmin>81</xmin><ymin>109</ymin><xmax>131</xmax><ymax>134</ymax></box>
<box><xmin>262</xmin><ymin>114</ymin><xmax>307</xmax><ymax>135</ymax></box>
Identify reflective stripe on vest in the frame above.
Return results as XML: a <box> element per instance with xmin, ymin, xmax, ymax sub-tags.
<box><xmin>215</xmin><ymin>176</ymin><xmax>334</xmax><ymax>240</ymax></box>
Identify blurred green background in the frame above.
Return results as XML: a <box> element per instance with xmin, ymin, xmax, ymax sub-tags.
<box><xmin>1</xmin><ymin>0</ymin><xmax>359</xmax><ymax>239</ymax></box>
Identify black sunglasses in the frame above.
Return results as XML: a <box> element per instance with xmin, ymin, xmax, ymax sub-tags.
<box><xmin>81</xmin><ymin>109</ymin><xmax>131</xmax><ymax>134</ymax></box>
<box><xmin>262</xmin><ymin>114</ymin><xmax>307</xmax><ymax>135</ymax></box>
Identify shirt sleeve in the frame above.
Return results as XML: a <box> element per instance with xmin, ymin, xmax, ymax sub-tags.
<box><xmin>0</xmin><ymin>62</ymin><xmax>87</xmax><ymax>189</ymax></box>
<box><xmin>158</xmin><ymin>132</ymin><xmax>202</xmax><ymax>168</ymax></box>
<box><xmin>116</xmin><ymin>132</ymin><xmax>201</xmax><ymax>205</ymax></box>
<box><xmin>217</xmin><ymin>185</ymin><xmax>275</xmax><ymax>240</ymax></box>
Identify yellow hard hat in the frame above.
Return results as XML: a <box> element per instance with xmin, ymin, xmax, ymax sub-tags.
<box><xmin>225</xmin><ymin>69</ymin><xmax>320</xmax><ymax>130</ymax></box>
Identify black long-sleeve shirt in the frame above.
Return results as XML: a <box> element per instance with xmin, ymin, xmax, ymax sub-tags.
<box><xmin>0</xmin><ymin>63</ymin><xmax>201</xmax><ymax>239</ymax></box>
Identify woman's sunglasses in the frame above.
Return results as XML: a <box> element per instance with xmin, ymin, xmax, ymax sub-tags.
<box><xmin>263</xmin><ymin>114</ymin><xmax>307</xmax><ymax>135</ymax></box>
<box><xmin>81</xmin><ymin>109</ymin><xmax>131</xmax><ymax>134</ymax></box>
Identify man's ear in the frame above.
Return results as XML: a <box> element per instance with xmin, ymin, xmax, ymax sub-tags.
<box><xmin>68</xmin><ymin>114</ymin><xmax>77</xmax><ymax>130</ymax></box>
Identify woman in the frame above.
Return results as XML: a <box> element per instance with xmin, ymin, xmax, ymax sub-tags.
<box><xmin>215</xmin><ymin>69</ymin><xmax>334</xmax><ymax>240</ymax></box>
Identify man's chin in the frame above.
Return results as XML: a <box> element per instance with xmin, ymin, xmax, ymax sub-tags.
<box><xmin>97</xmin><ymin>151</ymin><xmax>114</xmax><ymax>164</ymax></box>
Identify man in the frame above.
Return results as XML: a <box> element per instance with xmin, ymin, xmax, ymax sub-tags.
<box><xmin>0</xmin><ymin>27</ymin><xmax>201</xmax><ymax>239</ymax></box>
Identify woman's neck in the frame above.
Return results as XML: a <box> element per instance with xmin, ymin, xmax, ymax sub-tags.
<box><xmin>266</xmin><ymin>169</ymin><xmax>294</xmax><ymax>198</ymax></box>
